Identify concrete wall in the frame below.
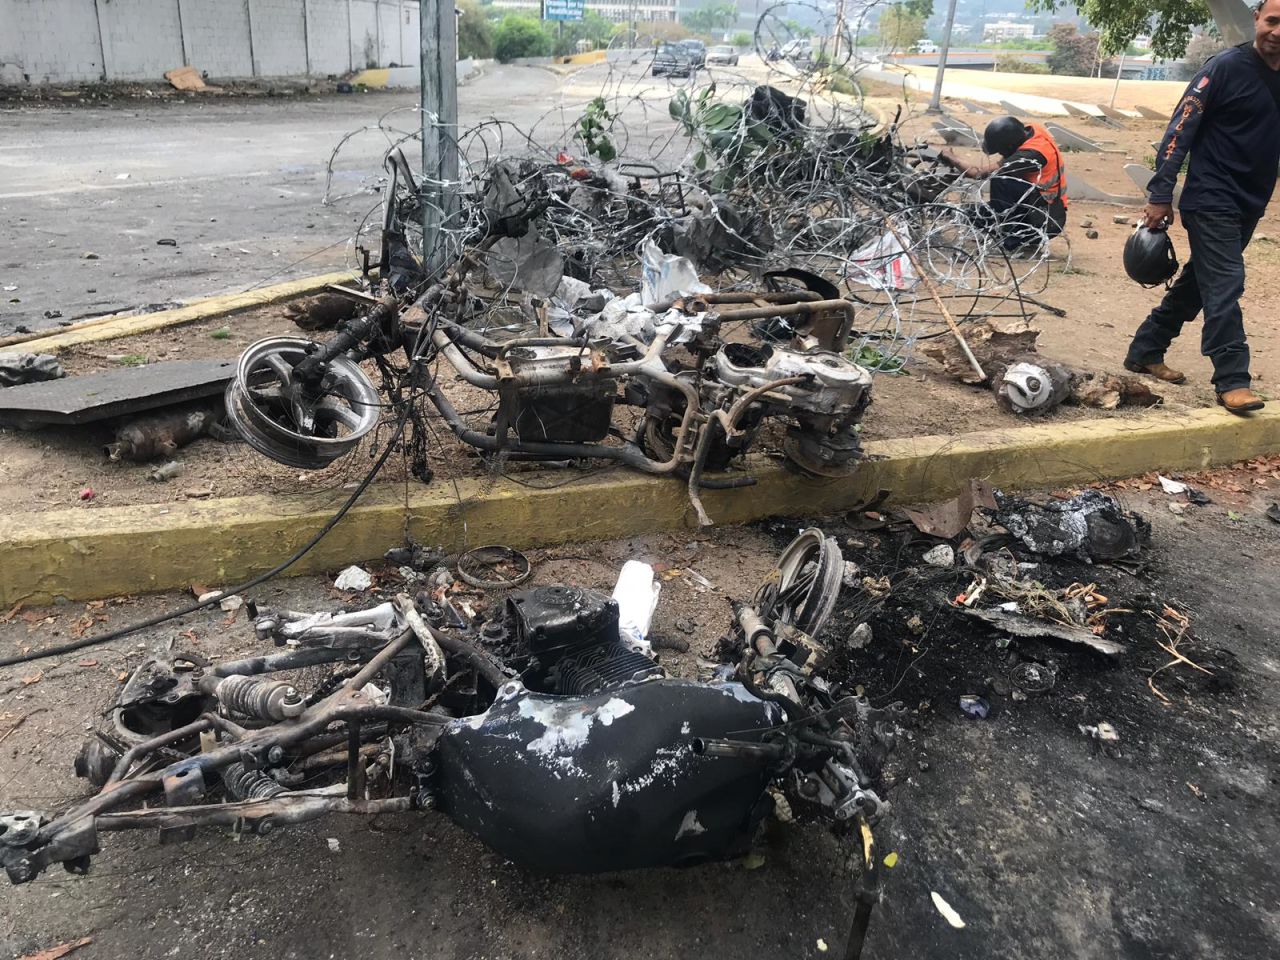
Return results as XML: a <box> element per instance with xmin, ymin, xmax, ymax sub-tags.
<box><xmin>177</xmin><ymin>0</ymin><xmax>254</xmax><ymax>78</ymax></box>
<box><xmin>0</xmin><ymin>0</ymin><xmax>105</xmax><ymax>84</ymax></box>
<box><xmin>0</xmin><ymin>0</ymin><xmax>423</xmax><ymax>85</ymax></box>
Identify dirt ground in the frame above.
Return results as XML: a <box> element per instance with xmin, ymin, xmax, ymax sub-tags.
<box><xmin>1</xmin><ymin>457</ymin><xmax>1278</xmax><ymax>959</ymax></box>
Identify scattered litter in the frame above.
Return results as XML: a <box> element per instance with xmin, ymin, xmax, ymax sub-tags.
<box><xmin>612</xmin><ymin>560</ymin><xmax>661</xmax><ymax>656</ymax></box>
<box><xmin>922</xmin><ymin>544</ymin><xmax>955</xmax><ymax>568</ymax></box>
<box><xmin>958</xmin><ymin>695</ymin><xmax>989</xmax><ymax>719</ymax></box>
<box><xmin>81</xmin><ymin>252</ymin><xmax>99</xmax><ymax>260</ymax></box>
<box><xmin>991</xmin><ymin>489</ymin><xmax>1149</xmax><ymax>563</ymax></box>
<box><xmin>1081</xmin><ymin>721</ymin><xmax>1120</xmax><ymax>742</ymax></box>
<box><xmin>146</xmin><ymin>461</ymin><xmax>184</xmax><ymax>482</ymax></box>
<box><xmin>156</xmin><ymin>238</ymin><xmax>178</xmax><ymax>247</ymax></box>
<box><xmin>959</xmin><ymin>605</ymin><xmax>1125</xmax><ymax>657</ymax></box>
<box><xmin>106</xmin><ymin>403</ymin><xmax>222</xmax><ymax>462</ymax></box>
<box><xmin>849</xmin><ymin>622</ymin><xmax>873</xmax><ymax>649</ymax></box>
<box><xmin>334</xmin><ymin>566</ymin><xmax>372</xmax><ymax>592</ymax></box>
<box><xmin>163</xmin><ymin>65</ymin><xmax>221</xmax><ymax>93</ymax></box>
<box><xmin>0</xmin><ymin>352</ymin><xmax>66</xmax><ymax>388</ymax></box>
<box><xmin>18</xmin><ymin>937</ymin><xmax>93</xmax><ymax>960</ymax></box>
<box><xmin>883</xmin><ymin>851</ymin><xmax>899</xmax><ymax>868</ymax></box>
<box><xmin>218</xmin><ymin>595</ymin><xmax>243</xmax><ymax>613</ymax></box>
<box><xmin>78</xmin><ymin>487</ymin><xmax>95</xmax><ymax>501</ymax></box>
<box><xmin>209</xmin><ymin>326</ymin><xmax>231</xmax><ymax>339</ymax></box>
<box><xmin>816</xmin><ymin>938</ymin><xmax>829</xmax><ymax>953</ymax></box>
<box><xmin>1157</xmin><ymin>475</ymin><xmax>1188</xmax><ymax>495</ymax></box>
<box><xmin>903</xmin><ymin>479</ymin><xmax>998</xmax><ymax>540</ymax></box>
<box><xmin>841</xmin><ymin>561</ymin><xmax>861</xmax><ymax>588</ymax></box>
<box><xmin>326</xmin><ymin>837</ymin><xmax>341</xmax><ymax>853</ymax></box>
<box><xmin>742</xmin><ymin>852</ymin><xmax>766</xmax><ymax>870</ymax></box>
<box><xmin>455</xmin><ymin>544</ymin><xmax>532</xmax><ymax>590</ymax></box>
<box><xmin>861</xmin><ymin>576</ymin><xmax>892</xmax><ymax>599</ymax></box>
<box><xmin>1009</xmin><ymin>661</ymin><xmax>1056</xmax><ymax>694</ymax></box>
<box><xmin>930</xmin><ymin>891</ymin><xmax>966</xmax><ymax>929</ymax></box>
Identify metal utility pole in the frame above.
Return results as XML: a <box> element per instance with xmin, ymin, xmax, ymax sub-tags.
<box><xmin>927</xmin><ymin>0</ymin><xmax>959</xmax><ymax>114</ymax></box>
<box><xmin>1108</xmin><ymin>52</ymin><xmax>1126</xmax><ymax>108</ymax></box>
<box><xmin>420</xmin><ymin>0</ymin><xmax>459</xmax><ymax>280</ymax></box>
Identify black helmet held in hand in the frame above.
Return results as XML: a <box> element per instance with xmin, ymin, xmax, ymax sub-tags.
<box><xmin>1123</xmin><ymin>226</ymin><xmax>1179</xmax><ymax>287</ymax></box>
<box><xmin>982</xmin><ymin>116</ymin><xmax>1030</xmax><ymax>157</ymax></box>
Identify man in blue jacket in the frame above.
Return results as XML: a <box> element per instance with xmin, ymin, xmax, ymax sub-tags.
<box><xmin>1123</xmin><ymin>0</ymin><xmax>1280</xmax><ymax>414</ymax></box>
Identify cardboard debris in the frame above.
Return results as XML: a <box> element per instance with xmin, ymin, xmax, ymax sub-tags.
<box><xmin>164</xmin><ymin>66</ymin><xmax>222</xmax><ymax>93</ymax></box>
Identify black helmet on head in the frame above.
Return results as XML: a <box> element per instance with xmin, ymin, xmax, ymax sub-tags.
<box><xmin>1123</xmin><ymin>226</ymin><xmax>1179</xmax><ymax>287</ymax></box>
<box><xmin>982</xmin><ymin>116</ymin><xmax>1030</xmax><ymax>156</ymax></box>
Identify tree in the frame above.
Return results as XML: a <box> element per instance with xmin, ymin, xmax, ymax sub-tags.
<box><xmin>493</xmin><ymin>15</ymin><xmax>551</xmax><ymax>63</ymax></box>
<box><xmin>1027</xmin><ymin>0</ymin><xmax>1220</xmax><ymax>58</ymax></box>
<box><xmin>685</xmin><ymin>3</ymin><xmax>739</xmax><ymax>36</ymax></box>
<box><xmin>549</xmin><ymin>11</ymin><xmax>614</xmax><ymax>56</ymax></box>
<box><xmin>457</xmin><ymin>0</ymin><xmax>493</xmax><ymax>60</ymax></box>
<box><xmin>1046</xmin><ymin>22</ymin><xmax>1100</xmax><ymax>76</ymax></box>
<box><xmin>1181</xmin><ymin>30</ymin><xmax>1228</xmax><ymax>77</ymax></box>
<box><xmin>878</xmin><ymin>6</ymin><xmax>926</xmax><ymax>50</ymax></box>
<box><xmin>730</xmin><ymin>31</ymin><xmax>753</xmax><ymax>47</ymax></box>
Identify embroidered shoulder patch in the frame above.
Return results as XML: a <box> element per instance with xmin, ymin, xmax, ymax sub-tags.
<box><xmin>1196</xmin><ymin>75</ymin><xmax>1210</xmax><ymax>91</ymax></box>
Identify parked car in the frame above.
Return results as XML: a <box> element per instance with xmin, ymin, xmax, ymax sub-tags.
<box><xmin>679</xmin><ymin>39</ymin><xmax>707</xmax><ymax>67</ymax></box>
<box><xmin>780</xmin><ymin>38</ymin><xmax>813</xmax><ymax>63</ymax></box>
<box><xmin>651</xmin><ymin>43</ymin><xmax>693</xmax><ymax>78</ymax></box>
<box><xmin>707</xmin><ymin>44</ymin><xmax>739</xmax><ymax>66</ymax></box>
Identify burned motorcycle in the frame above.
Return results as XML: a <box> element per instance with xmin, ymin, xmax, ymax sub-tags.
<box><xmin>222</xmin><ymin>150</ymin><xmax>875</xmax><ymax>525</ymax></box>
<box><xmin>0</xmin><ymin>532</ymin><xmax>900</xmax><ymax>954</ymax></box>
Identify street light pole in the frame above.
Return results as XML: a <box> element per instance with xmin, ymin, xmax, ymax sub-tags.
<box><xmin>420</xmin><ymin>0</ymin><xmax>459</xmax><ymax>280</ymax></box>
<box><xmin>927</xmin><ymin>0</ymin><xmax>959</xmax><ymax>114</ymax></box>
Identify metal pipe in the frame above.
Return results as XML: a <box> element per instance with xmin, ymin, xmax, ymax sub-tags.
<box><xmin>692</xmin><ymin>737</ymin><xmax>787</xmax><ymax>761</ymax></box>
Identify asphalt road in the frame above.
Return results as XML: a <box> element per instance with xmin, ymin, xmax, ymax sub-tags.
<box><xmin>0</xmin><ymin>65</ymin><xmax>572</xmax><ymax>336</ymax></box>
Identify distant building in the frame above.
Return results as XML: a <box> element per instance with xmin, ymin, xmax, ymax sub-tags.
<box><xmin>490</xmin><ymin>0</ymin><xmax>679</xmax><ymax>22</ymax></box>
<box><xmin>982</xmin><ymin>21</ymin><xmax>1035</xmax><ymax>42</ymax></box>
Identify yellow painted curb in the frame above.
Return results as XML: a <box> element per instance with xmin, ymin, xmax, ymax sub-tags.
<box><xmin>351</xmin><ymin>68</ymin><xmax>390</xmax><ymax>88</ymax></box>
<box><xmin>2</xmin><ymin>406</ymin><xmax>1278</xmax><ymax>606</ymax></box>
<box><xmin>5</xmin><ymin>272</ymin><xmax>353</xmax><ymax>355</ymax></box>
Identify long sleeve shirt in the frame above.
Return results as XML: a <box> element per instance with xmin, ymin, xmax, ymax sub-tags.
<box><xmin>1148</xmin><ymin>44</ymin><xmax>1280</xmax><ymax>218</ymax></box>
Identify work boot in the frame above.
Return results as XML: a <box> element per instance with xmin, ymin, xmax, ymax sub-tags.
<box><xmin>1124</xmin><ymin>360</ymin><xmax>1186</xmax><ymax>384</ymax></box>
<box><xmin>1216</xmin><ymin>388</ymin><xmax>1265</xmax><ymax>414</ymax></box>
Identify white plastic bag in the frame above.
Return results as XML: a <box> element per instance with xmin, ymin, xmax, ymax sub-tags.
<box><xmin>611</xmin><ymin>560</ymin><xmax>661</xmax><ymax>657</ymax></box>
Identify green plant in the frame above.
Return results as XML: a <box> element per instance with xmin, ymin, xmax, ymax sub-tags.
<box><xmin>575</xmin><ymin>96</ymin><xmax>618</xmax><ymax>162</ymax></box>
<box><xmin>493</xmin><ymin>15</ymin><xmax>550</xmax><ymax>63</ymax></box>
<box><xmin>457</xmin><ymin>0</ymin><xmax>494</xmax><ymax>59</ymax></box>
<box><xmin>852</xmin><ymin>344</ymin><xmax>906</xmax><ymax>373</ymax></box>
<box><xmin>669</xmin><ymin>83</ymin><xmax>774</xmax><ymax>191</ymax></box>
<box><xmin>995</xmin><ymin>53</ymin><xmax>1050</xmax><ymax>74</ymax></box>
<box><xmin>116</xmin><ymin>354</ymin><xmax>149</xmax><ymax>366</ymax></box>
<box><xmin>730</xmin><ymin>31</ymin><xmax>752</xmax><ymax>48</ymax></box>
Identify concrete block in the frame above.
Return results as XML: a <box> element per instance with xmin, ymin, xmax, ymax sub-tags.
<box><xmin>1069</xmin><ymin>172</ymin><xmax>1144</xmax><ymax>206</ymax></box>
<box><xmin>1135</xmin><ymin>105</ymin><xmax>1168</xmax><ymax>121</ymax></box>
<box><xmin>1045</xmin><ymin>123</ymin><xmax>1103</xmax><ymax>153</ymax></box>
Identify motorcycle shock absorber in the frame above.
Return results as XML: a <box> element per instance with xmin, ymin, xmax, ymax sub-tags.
<box><xmin>222</xmin><ymin>762</ymin><xmax>286</xmax><ymax>801</ymax></box>
<box><xmin>209</xmin><ymin>675</ymin><xmax>306</xmax><ymax>722</ymax></box>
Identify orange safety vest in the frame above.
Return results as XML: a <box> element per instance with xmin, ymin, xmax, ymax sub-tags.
<box><xmin>1019</xmin><ymin>122</ymin><xmax>1068</xmax><ymax>208</ymax></box>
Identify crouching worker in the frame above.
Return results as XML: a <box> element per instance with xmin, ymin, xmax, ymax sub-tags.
<box><xmin>938</xmin><ymin>116</ymin><xmax>1069</xmax><ymax>253</ymax></box>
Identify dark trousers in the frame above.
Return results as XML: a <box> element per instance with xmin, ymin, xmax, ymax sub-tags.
<box><xmin>1125</xmin><ymin>209</ymin><xmax>1257</xmax><ymax>392</ymax></box>
<box><xmin>988</xmin><ymin>174</ymin><xmax>1066</xmax><ymax>252</ymax></box>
